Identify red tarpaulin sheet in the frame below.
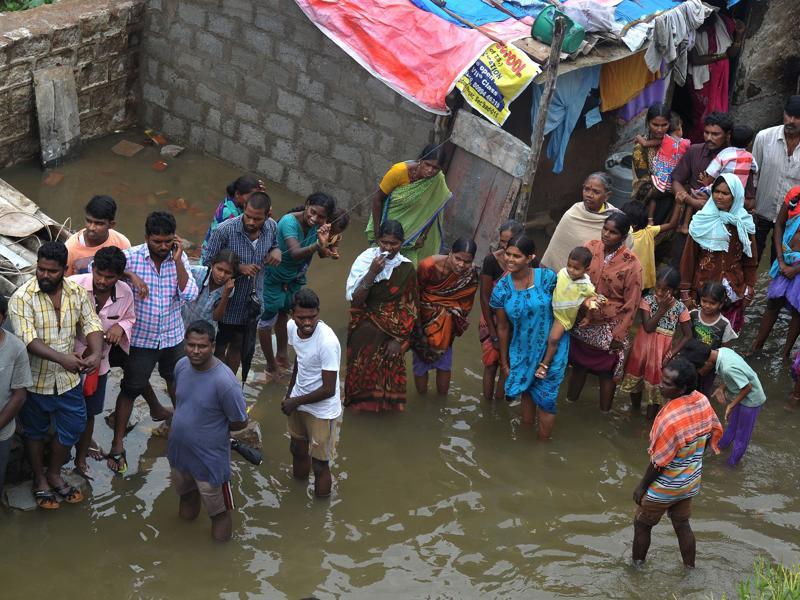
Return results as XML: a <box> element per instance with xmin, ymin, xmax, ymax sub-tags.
<box><xmin>293</xmin><ymin>0</ymin><xmax>534</xmax><ymax>114</ymax></box>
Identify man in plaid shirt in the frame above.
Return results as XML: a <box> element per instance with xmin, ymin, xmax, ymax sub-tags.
<box><xmin>106</xmin><ymin>212</ymin><xmax>198</xmax><ymax>474</ymax></box>
<box><xmin>203</xmin><ymin>192</ymin><xmax>281</xmax><ymax>373</ymax></box>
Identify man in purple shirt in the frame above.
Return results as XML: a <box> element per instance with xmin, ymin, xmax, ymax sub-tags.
<box><xmin>168</xmin><ymin>320</ymin><xmax>247</xmax><ymax>542</ymax></box>
<box><xmin>107</xmin><ymin>212</ymin><xmax>198</xmax><ymax>475</ymax></box>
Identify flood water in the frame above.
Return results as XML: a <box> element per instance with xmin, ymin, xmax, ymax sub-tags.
<box><xmin>1</xmin><ymin>131</ymin><xmax>799</xmax><ymax>599</ymax></box>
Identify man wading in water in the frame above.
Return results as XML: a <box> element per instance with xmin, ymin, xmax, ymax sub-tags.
<box><xmin>631</xmin><ymin>357</ymin><xmax>722</xmax><ymax>567</ymax></box>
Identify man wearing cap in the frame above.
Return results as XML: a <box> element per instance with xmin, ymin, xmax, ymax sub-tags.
<box><xmin>751</xmin><ymin>95</ymin><xmax>800</xmax><ymax>263</ymax></box>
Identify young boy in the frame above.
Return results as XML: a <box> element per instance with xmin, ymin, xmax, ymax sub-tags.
<box><xmin>0</xmin><ymin>295</ymin><xmax>33</xmax><ymax>497</ymax></box>
<box><xmin>281</xmin><ymin>288</ymin><xmax>342</xmax><ymax>498</ymax></box>
<box><xmin>623</xmin><ymin>196</ymin><xmax>681</xmax><ymax>290</ymax></box>
<box><xmin>64</xmin><ymin>195</ymin><xmax>131</xmax><ymax>275</ymax></box>
<box><xmin>698</xmin><ymin>125</ymin><xmax>758</xmax><ymax>194</ymax></box>
<box><xmin>536</xmin><ymin>246</ymin><xmax>599</xmax><ymax>379</ymax></box>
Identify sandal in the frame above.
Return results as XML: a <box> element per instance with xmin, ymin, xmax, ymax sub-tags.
<box><xmin>53</xmin><ymin>483</ymin><xmax>84</xmax><ymax>504</ymax></box>
<box><xmin>88</xmin><ymin>446</ymin><xmax>105</xmax><ymax>461</ymax></box>
<box><xmin>34</xmin><ymin>489</ymin><xmax>60</xmax><ymax>510</ymax></box>
<box><xmin>106</xmin><ymin>450</ymin><xmax>128</xmax><ymax>474</ymax></box>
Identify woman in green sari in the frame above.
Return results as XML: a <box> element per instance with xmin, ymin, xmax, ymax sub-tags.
<box><xmin>367</xmin><ymin>144</ymin><xmax>452</xmax><ymax>265</ymax></box>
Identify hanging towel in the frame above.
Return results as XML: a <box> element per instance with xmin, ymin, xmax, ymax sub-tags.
<box><xmin>689</xmin><ymin>14</ymin><xmax>733</xmax><ymax>90</ymax></box>
<box><xmin>531</xmin><ymin>65</ymin><xmax>601</xmax><ymax>174</ymax></box>
<box><xmin>600</xmin><ymin>51</ymin><xmax>658</xmax><ymax>111</ymax></box>
<box><xmin>644</xmin><ymin>0</ymin><xmax>709</xmax><ymax>86</ymax></box>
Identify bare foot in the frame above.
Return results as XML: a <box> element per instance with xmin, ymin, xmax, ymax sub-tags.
<box><xmin>150</xmin><ymin>404</ymin><xmax>174</xmax><ymax>422</ymax></box>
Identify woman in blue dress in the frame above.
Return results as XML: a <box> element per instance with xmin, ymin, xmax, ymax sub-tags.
<box><xmin>491</xmin><ymin>234</ymin><xmax>569</xmax><ymax>440</ymax></box>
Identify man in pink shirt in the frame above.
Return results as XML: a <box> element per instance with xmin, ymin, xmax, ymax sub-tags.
<box><xmin>64</xmin><ymin>195</ymin><xmax>131</xmax><ymax>276</ymax></box>
<box><xmin>70</xmin><ymin>246</ymin><xmax>135</xmax><ymax>478</ymax></box>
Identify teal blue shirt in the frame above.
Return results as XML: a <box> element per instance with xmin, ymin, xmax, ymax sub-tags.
<box><xmin>716</xmin><ymin>347</ymin><xmax>766</xmax><ymax>408</ymax></box>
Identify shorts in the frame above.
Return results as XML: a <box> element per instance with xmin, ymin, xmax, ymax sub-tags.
<box><xmin>287</xmin><ymin>410</ymin><xmax>340</xmax><ymax>462</ymax></box>
<box><xmin>634</xmin><ymin>496</ymin><xmax>692</xmax><ymax>526</ymax></box>
<box><xmin>412</xmin><ymin>346</ymin><xmax>453</xmax><ymax>376</ymax></box>
<box><xmin>257</xmin><ymin>311</ymin><xmax>278</xmax><ymax>330</ymax></box>
<box><xmin>120</xmin><ymin>344</ymin><xmax>184</xmax><ymax>398</ymax></box>
<box><xmin>83</xmin><ymin>372</ymin><xmax>109</xmax><ymax>417</ymax></box>
<box><xmin>216</xmin><ymin>322</ymin><xmax>245</xmax><ymax>347</ymax></box>
<box><xmin>171</xmin><ymin>468</ymin><xmax>234</xmax><ymax>517</ymax></box>
<box><xmin>20</xmin><ymin>385</ymin><xmax>87</xmax><ymax>446</ymax></box>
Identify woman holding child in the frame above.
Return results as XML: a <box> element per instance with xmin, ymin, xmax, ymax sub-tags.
<box><xmin>567</xmin><ymin>212</ymin><xmax>643</xmax><ymax>412</ymax></box>
<box><xmin>679</xmin><ymin>173</ymin><xmax>757</xmax><ymax>332</ymax></box>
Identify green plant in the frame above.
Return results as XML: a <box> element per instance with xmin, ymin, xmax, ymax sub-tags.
<box><xmin>737</xmin><ymin>559</ymin><xmax>800</xmax><ymax>600</ymax></box>
<box><xmin>0</xmin><ymin>0</ymin><xmax>54</xmax><ymax>11</ymax></box>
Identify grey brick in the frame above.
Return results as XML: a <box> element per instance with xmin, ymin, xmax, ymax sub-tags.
<box><xmin>263</xmin><ymin>114</ymin><xmax>295</xmax><ymax>138</ymax></box>
<box><xmin>144</xmin><ymin>58</ymin><xmax>159</xmax><ymax>80</ymax></box>
<box><xmin>161</xmin><ymin>64</ymin><xmax>190</xmax><ymax>94</ymax></box>
<box><xmin>142</xmin><ymin>82</ymin><xmax>169</xmax><ymax>108</ymax></box>
<box><xmin>304</xmin><ymin>152</ymin><xmax>337</xmax><ymax>182</ymax></box>
<box><xmin>196</xmin><ymin>83</ymin><xmax>221</xmax><ymax>106</ymax></box>
<box><xmin>276</xmin><ymin>42</ymin><xmax>307</xmax><ymax>72</ymax></box>
<box><xmin>220</xmin><ymin>136</ymin><xmax>251</xmax><ymax>168</ymax></box>
<box><xmin>208</xmin><ymin>15</ymin><xmax>236</xmax><ymax>38</ymax></box>
<box><xmin>148</xmin><ymin>0</ymin><xmax>163</xmax><ymax>11</ymax></box>
<box><xmin>195</xmin><ymin>32</ymin><xmax>224</xmax><ymax>58</ymax></box>
<box><xmin>203</xmin><ymin>128</ymin><xmax>221</xmax><ymax>154</ymax></box>
<box><xmin>307</xmin><ymin>104</ymin><xmax>340</xmax><ymax>135</ymax></box>
<box><xmin>221</xmin><ymin>118</ymin><xmax>236</xmax><ymax>138</ymax></box>
<box><xmin>221</xmin><ymin>0</ymin><xmax>254</xmax><ymax>20</ymax></box>
<box><xmin>331</xmin><ymin>143</ymin><xmax>363</xmax><ymax>168</ymax></box>
<box><xmin>167</xmin><ymin>22</ymin><xmax>194</xmax><ymax>47</ymax></box>
<box><xmin>243</xmin><ymin>79</ymin><xmax>274</xmax><ymax>105</ymax></box>
<box><xmin>189</xmin><ymin>123</ymin><xmax>205</xmax><ymax>147</ymax></box>
<box><xmin>178</xmin><ymin>3</ymin><xmax>206</xmax><ymax>27</ymax></box>
<box><xmin>377</xmin><ymin>132</ymin><xmax>395</xmax><ymax>155</ymax></box>
<box><xmin>162</xmin><ymin>113</ymin><xmax>187</xmax><ymax>138</ymax></box>
<box><xmin>295</xmin><ymin>73</ymin><xmax>324</xmax><ymax>102</ymax></box>
<box><xmin>230</xmin><ymin>46</ymin><xmax>260</xmax><ymax>72</ymax></box>
<box><xmin>239</xmin><ymin>122</ymin><xmax>266</xmax><ymax>151</ymax></box>
<box><xmin>234</xmin><ymin>101</ymin><xmax>259</xmax><ymax>124</ymax></box>
<box><xmin>292</xmin><ymin>20</ymin><xmax>322</xmax><ymax>50</ymax></box>
<box><xmin>174</xmin><ymin>96</ymin><xmax>203</xmax><ymax>121</ymax></box>
<box><xmin>276</xmin><ymin>88</ymin><xmax>305</xmax><ymax>117</ymax></box>
<box><xmin>329</xmin><ymin>92</ymin><xmax>357</xmax><ymax>117</ymax></box>
<box><xmin>210</xmin><ymin>63</ymin><xmax>239</xmax><ymax>89</ymax></box>
<box><xmin>270</xmin><ymin>137</ymin><xmax>299</xmax><ymax>163</ymax></box>
<box><xmin>262</xmin><ymin>62</ymin><xmax>293</xmax><ymax>89</ymax></box>
<box><xmin>363</xmin><ymin>77</ymin><xmax>398</xmax><ymax>106</ymax></box>
<box><xmin>298</xmin><ymin>126</ymin><xmax>330</xmax><ymax>153</ymax></box>
<box><xmin>206</xmin><ymin>107</ymin><xmax>221</xmax><ymax>130</ymax></box>
<box><xmin>286</xmin><ymin>171</ymin><xmax>314</xmax><ymax>197</ymax></box>
<box><xmin>253</xmin><ymin>10</ymin><xmax>286</xmax><ymax>35</ymax></box>
<box><xmin>342</xmin><ymin>120</ymin><xmax>377</xmax><ymax>146</ymax></box>
<box><xmin>242</xmin><ymin>26</ymin><xmax>272</xmax><ymax>54</ymax></box>
<box><xmin>375</xmin><ymin>108</ymin><xmax>403</xmax><ymax>131</ymax></box>
<box><xmin>177</xmin><ymin>52</ymin><xmax>203</xmax><ymax>73</ymax></box>
<box><xmin>257</xmin><ymin>156</ymin><xmax>286</xmax><ymax>182</ymax></box>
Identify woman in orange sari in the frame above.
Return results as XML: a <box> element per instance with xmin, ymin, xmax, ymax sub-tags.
<box><xmin>411</xmin><ymin>238</ymin><xmax>479</xmax><ymax>396</ymax></box>
<box><xmin>344</xmin><ymin>220</ymin><xmax>418</xmax><ymax>412</ymax></box>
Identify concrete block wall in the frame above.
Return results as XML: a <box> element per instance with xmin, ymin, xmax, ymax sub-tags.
<box><xmin>0</xmin><ymin>0</ymin><xmax>144</xmax><ymax>168</ymax></box>
<box><xmin>138</xmin><ymin>0</ymin><xmax>435</xmax><ymax>210</ymax></box>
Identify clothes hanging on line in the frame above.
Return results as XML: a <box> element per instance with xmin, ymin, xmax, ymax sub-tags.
<box><xmin>600</xmin><ymin>51</ymin><xmax>658</xmax><ymax>111</ymax></box>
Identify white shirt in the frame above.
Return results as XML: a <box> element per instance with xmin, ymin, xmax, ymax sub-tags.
<box><xmin>751</xmin><ymin>124</ymin><xmax>800</xmax><ymax>222</ymax></box>
<box><xmin>287</xmin><ymin>319</ymin><xmax>342</xmax><ymax>419</ymax></box>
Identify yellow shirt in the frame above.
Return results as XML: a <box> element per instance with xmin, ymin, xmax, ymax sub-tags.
<box><xmin>631</xmin><ymin>225</ymin><xmax>661</xmax><ymax>289</ymax></box>
<box><xmin>9</xmin><ymin>276</ymin><xmax>103</xmax><ymax>394</ymax></box>
<box><xmin>379</xmin><ymin>162</ymin><xmax>411</xmax><ymax>195</ymax></box>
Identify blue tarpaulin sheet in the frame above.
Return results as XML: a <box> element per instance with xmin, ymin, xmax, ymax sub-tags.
<box><xmin>614</xmin><ymin>0</ymin><xmax>680</xmax><ymax>23</ymax></box>
<box><xmin>409</xmin><ymin>0</ymin><xmax>526</xmax><ymax>27</ymax></box>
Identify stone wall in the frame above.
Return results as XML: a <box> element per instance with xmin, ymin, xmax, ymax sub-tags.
<box><xmin>731</xmin><ymin>0</ymin><xmax>800</xmax><ymax>129</ymax></box>
<box><xmin>138</xmin><ymin>0</ymin><xmax>435</xmax><ymax>209</ymax></box>
<box><xmin>0</xmin><ymin>0</ymin><xmax>144</xmax><ymax>168</ymax></box>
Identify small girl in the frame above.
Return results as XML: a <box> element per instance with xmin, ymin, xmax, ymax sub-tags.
<box><xmin>635</xmin><ymin>112</ymin><xmax>690</xmax><ymax>198</ymax></box>
<box><xmin>182</xmin><ymin>249</ymin><xmax>239</xmax><ymax>331</ymax></box>
<box><xmin>535</xmin><ymin>246</ymin><xmax>599</xmax><ymax>379</ymax></box>
<box><xmin>619</xmin><ymin>266</ymin><xmax>691</xmax><ymax>419</ymax></box>
<box><xmin>324</xmin><ymin>207</ymin><xmax>350</xmax><ymax>259</ymax></box>
<box><xmin>689</xmin><ymin>280</ymin><xmax>738</xmax><ymax>397</ymax></box>
<box><xmin>623</xmin><ymin>194</ymin><xmax>681</xmax><ymax>290</ymax></box>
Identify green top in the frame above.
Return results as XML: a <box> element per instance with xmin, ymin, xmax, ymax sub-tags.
<box><xmin>716</xmin><ymin>347</ymin><xmax>766</xmax><ymax>408</ymax></box>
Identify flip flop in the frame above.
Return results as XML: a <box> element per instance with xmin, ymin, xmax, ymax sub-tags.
<box><xmin>88</xmin><ymin>446</ymin><xmax>105</xmax><ymax>461</ymax></box>
<box><xmin>34</xmin><ymin>489</ymin><xmax>60</xmax><ymax>510</ymax></box>
<box><xmin>106</xmin><ymin>450</ymin><xmax>127</xmax><ymax>474</ymax></box>
<box><xmin>53</xmin><ymin>483</ymin><xmax>84</xmax><ymax>504</ymax></box>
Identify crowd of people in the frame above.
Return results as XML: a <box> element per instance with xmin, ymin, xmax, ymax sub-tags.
<box><xmin>0</xmin><ymin>95</ymin><xmax>797</xmax><ymax>559</ymax></box>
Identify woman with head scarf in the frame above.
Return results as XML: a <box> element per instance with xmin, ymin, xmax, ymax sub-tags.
<box><xmin>679</xmin><ymin>173</ymin><xmax>757</xmax><ymax>332</ymax></box>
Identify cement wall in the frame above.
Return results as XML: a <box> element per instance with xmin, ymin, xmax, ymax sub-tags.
<box><xmin>138</xmin><ymin>0</ymin><xmax>436</xmax><ymax>209</ymax></box>
<box><xmin>0</xmin><ymin>0</ymin><xmax>144</xmax><ymax>168</ymax></box>
<box><xmin>731</xmin><ymin>0</ymin><xmax>800</xmax><ymax>128</ymax></box>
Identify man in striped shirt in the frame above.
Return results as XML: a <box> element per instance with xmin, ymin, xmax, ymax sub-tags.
<box><xmin>9</xmin><ymin>241</ymin><xmax>104</xmax><ymax>508</ymax></box>
<box><xmin>631</xmin><ymin>357</ymin><xmax>722</xmax><ymax>568</ymax></box>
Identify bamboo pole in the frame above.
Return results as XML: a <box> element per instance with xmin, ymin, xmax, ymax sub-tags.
<box><xmin>514</xmin><ymin>16</ymin><xmax>566</xmax><ymax>223</ymax></box>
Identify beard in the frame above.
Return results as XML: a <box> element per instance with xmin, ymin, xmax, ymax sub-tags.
<box><xmin>37</xmin><ymin>277</ymin><xmax>62</xmax><ymax>293</ymax></box>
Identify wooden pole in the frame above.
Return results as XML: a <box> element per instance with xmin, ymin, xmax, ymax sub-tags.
<box><xmin>514</xmin><ymin>16</ymin><xmax>566</xmax><ymax>223</ymax></box>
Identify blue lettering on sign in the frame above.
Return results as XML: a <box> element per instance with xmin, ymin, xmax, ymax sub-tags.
<box><xmin>466</xmin><ymin>60</ymin><xmax>504</xmax><ymax>111</ymax></box>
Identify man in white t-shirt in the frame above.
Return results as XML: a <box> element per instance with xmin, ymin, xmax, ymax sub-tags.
<box><xmin>281</xmin><ymin>288</ymin><xmax>342</xmax><ymax>497</ymax></box>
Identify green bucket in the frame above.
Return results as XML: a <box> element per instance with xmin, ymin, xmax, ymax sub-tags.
<box><xmin>531</xmin><ymin>5</ymin><xmax>585</xmax><ymax>55</ymax></box>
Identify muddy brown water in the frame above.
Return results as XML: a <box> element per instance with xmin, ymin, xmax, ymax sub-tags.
<box><xmin>0</xmin><ymin>131</ymin><xmax>798</xmax><ymax>599</ymax></box>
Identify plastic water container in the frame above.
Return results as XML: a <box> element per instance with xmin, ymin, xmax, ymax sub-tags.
<box><xmin>531</xmin><ymin>6</ymin><xmax>586</xmax><ymax>54</ymax></box>
<box><xmin>605</xmin><ymin>152</ymin><xmax>633</xmax><ymax>206</ymax></box>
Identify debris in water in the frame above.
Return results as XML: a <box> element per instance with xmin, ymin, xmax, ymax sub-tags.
<box><xmin>160</xmin><ymin>145</ymin><xmax>185</xmax><ymax>158</ymax></box>
<box><xmin>152</xmin><ymin>160</ymin><xmax>169</xmax><ymax>171</ymax></box>
<box><xmin>111</xmin><ymin>140</ymin><xmax>144</xmax><ymax>157</ymax></box>
<box><xmin>144</xmin><ymin>129</ymin><xmax>168</xmax><ymax>146</ymax></box>
<box><xmin>42</xmin><ymin>172</ymin><xmax>64</xmax><ymax>187</ymax></box>
<box><xmin>154</xmin><ymin>190</ymin><xmax>169</xmax><ymax>197</ymax></box>
<box><xmin>166</xmin><ymin>197</ymin><xmax>188</xmax><ymax>211</ymax></box>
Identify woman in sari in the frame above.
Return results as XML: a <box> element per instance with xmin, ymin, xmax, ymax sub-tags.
<box><xmin>567</xmin><ymin>212</ymin><xmax>643</xmax><ymax>412</ymax></box>
<box><xmin>686</xmin><ymin>12</ymin><xmax>745</xmax><ymax>143</ymax></box>
<box><xmin>750</xmin><ymin>186</ymin><xmax>800</xmax><ymax>357</ymax></box>
<box><xmin>679</xmin><ymin>173</ymin><xmax>757</xmax><ymax>332</ymax></box>
<box><xmin>259</xmin><ymin>192</ymin><xmax>335</xmax><ymax>381</ymax></box>
<box><xmin>412</xmin><ymin>238</ymin><xmax>479</xmax><ymax>396</ymax></box>
<box><xmin>479</xmin><ymin>220</ymin><xmax>525</xmax><ymax>400</ymax></box>
<box><xmin>367</xmin><ymin>144</ymin><xmax>451</xmax><ymax>265</ymax></box>
<box><xmin>492</xmin><ymin>234</ymin><xmax>567</xmax><ymax>440</ymax></box>
<box><xmin>540</xmin><ymin>172</ymin><xmax>628</xmax><ymax>271</ymax></box>
<box><xmin>345</xmin><ymin>220</ymin><xmax>418</xmax><ymax>412</ymax></box>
